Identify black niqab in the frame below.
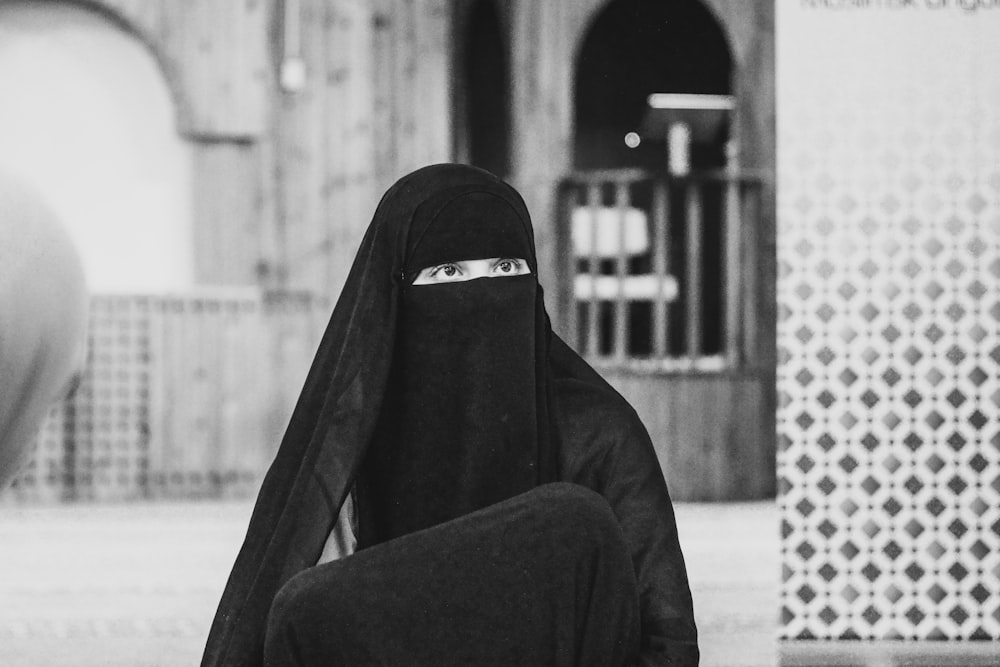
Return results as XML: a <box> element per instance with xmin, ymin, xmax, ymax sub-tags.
<box><xmin>357</xmin><ymin>188</ymin><xmax>545</xmax><ymax>546</ymax></box>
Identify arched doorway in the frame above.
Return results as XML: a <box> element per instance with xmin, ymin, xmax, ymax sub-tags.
<box><xmin>570</xmin><ymin>0</ymin><xmax>734</xmax><ymax>358</ymax></box>
<box><xmin>453</xmin><ymin>0</ymin><xmax>511</xmax><ymax>179</ymax></box>
<box><xmin>559</xmin><ymin>0</ymin><xmax>774</xmax><ymax>501</ymax></box>
<box><xmin>574</xmin><ymin>0</ymin><xmax>732</xmax><ymax>173</ymax></box>
<box><xmin>0</xmin><ymin>1</ymin><xmax>194</xmax><ymax>292</ymax></box>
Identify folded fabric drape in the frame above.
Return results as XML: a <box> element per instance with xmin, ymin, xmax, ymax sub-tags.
<box><xmin>264</xmin><ymin>484</ymin><xmax>640</xmax><ymax>667</ymax></box>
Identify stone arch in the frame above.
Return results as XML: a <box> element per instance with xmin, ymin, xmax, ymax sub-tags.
<box><xmin>48</xmin><ymin>0</ymin><xmax>194</xmax><ymax>136</ymax></box>
<box><xmin>0</xmin><ymin>0</ymin><xmax>196</xmax><ymax>290</ymax></box>
<box><xmin>572</xmin><ymin>0</ymin><xmax>737</xmax><ymax>70</ymax></box>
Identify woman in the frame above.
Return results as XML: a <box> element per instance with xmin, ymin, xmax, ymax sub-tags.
<box><xmin>203</xmin><ymin>164</ymin><xmax>698</xmax><ymax>666</ymax></box>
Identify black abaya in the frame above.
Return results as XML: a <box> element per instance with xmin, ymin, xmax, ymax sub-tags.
<box><xmin>265</xmin><ymin>484</ymin><xmax>640</xmax><ymax>667</ymax></box>
<box><xmin>202</xmin><ymin>165</ymin><xmax>698</xmax><ymax>667</ymax></box>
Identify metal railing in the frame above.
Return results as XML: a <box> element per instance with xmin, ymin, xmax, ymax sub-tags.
<box><xmin>557</xmin><ymin>168</ymin><xmax>764</xmax><ymax>372</ymax></box>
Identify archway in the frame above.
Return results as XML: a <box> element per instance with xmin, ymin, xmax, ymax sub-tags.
<box><xmin>0</xmin><ymin>1</ymin><xmax>194</xmax><ymax>292</ymax></box>
<box><xmin>573</xmin><ymin>0</ymin><xmax>732</xmax><ymax>172</ymax></box>
<box><xmin>572</xmin><ymin>0</ymin><xmax>734</xmax><ymax>357</ymax></box>
<box><xmin>453</xmin><ymin>0</ymin><xmax>511</xmax><ymax>179</ymax></box>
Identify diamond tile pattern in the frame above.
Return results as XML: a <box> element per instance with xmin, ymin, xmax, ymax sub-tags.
<box><xmin>777</xmin><ymin>8</ymin><xmax>1000</xmax><ymax>640</ymax></box>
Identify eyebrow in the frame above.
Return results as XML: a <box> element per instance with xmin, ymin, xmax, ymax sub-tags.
<box><xmin>422</xmin><ymin>257</ymin><xmax>527</xmax><ymax>269</ymax></box>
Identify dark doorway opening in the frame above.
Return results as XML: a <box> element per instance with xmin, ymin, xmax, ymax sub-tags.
<box><xmin>455</xmin><ymin>0</ymin><xmax>511</xmax><ymax>179</ymax></box>
<box><xmin>574</xmin><ymin>0</ymin><xmax>732</xmax><ymax>172</ymax></box>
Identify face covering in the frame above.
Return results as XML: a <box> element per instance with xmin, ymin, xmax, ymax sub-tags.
<box><xmin>356</xmin><ymin>189</ymin><xmax>542</xmax><ymax>547</ymax></box>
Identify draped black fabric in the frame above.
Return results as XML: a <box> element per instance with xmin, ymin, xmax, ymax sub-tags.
<box><xmin>357</xmin><ymin>276</ymin><xmax>540</xmax><ymax>546</ymax></box>
<box><xmin>356</xmin><ymin>186</ymin><xmax>545</xmax><ymax>547</ymax></box>
<box><xmin>265</xmin><ymin>484</ymin><xmax>641</xmax><ymax>667</ymax></box>
<box><xmin>405</xmin><ymin>188</ymin><xmax>531</xmax><ymax>276</ymax></box>
<box><xmin>202</xmin><ymin>164</ymin><xmax>698</xmax><ymax>667</ymax></box>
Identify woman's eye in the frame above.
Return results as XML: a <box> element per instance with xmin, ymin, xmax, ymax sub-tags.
<box><xmin>414</xmin><ymin>258</ymin><xmax>527</xmax><ymax>285</ymax></box>
<box><xmin>493</xmin><ymin>259</ymin><xmax>520</xmax><ymax>274</ymax></box>
<box><xmin>431</xmin><ymin>264</ymin><xmax>461</xmax><ymax>278</ymax></box>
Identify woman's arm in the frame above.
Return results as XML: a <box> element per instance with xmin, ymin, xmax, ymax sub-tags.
<box><xmin>557</xmin><ymin>380</ymin><xmax>699</xmax><ymax>666</ymax></box>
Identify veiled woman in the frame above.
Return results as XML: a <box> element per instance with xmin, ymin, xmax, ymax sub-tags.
<box><xmin>203</xmin><ymin>164</ymin><xmax>698</xmax><ymax>666</ymax></box>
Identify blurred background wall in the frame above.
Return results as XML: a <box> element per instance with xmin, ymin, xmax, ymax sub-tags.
<box><xmin>0</xmin><ymin>2</ymin><xmax>195</xmax><ymax>291</ymax></box>
<box><xmin>2</xmin><ymin>0</ymin><xmax>999</xmax><ymax>652</ymax></box>
<box><xmin>1</xmin><ymin>0</ymin><xmax>777</xmax><ymax>504</ymax></box>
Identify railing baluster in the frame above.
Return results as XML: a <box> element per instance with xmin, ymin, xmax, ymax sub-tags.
<box><xmin>652</xmin><ymin>178</ymin><xmax>669</xmax><ymax>358</ymax></box>
<box><xmin>724</xmin><ymin>172</ymin><xmax>741</xmax><ymax>367</ymax></box>
<box><xmin>586</xmin><ymin>182</ymin><xmax>601</xmax><ymax>358</ymax></box>
<box><xmin>563</xmin><ymin>184</ymin><xmax>579</xmax><ymax>351</ymax></box>
<box><xmin>685</xmin><ymin>182</ymin><xmax>702</xmax><ymax>361</ymax></box>
<box><xmin>558</xmin><ymin>168</ymin><xmax>760</xmax><ymax>368</ymax></box>
<box><xmin>614</xmin><ymin>180</ymin><xmax>629</xmax><ymax>362</ymax></box>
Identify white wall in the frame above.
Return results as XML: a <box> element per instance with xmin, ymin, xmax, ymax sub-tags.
<box><xmin>0</xmin><ymin>1</ymin><xmax>194</xmax><ymax>292</ymax></box>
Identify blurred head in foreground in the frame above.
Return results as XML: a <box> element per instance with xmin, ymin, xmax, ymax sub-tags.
<box><xmin>0</xmin><ymin>172</ymin><xmax>88</xmax><ymax>488</ymax></box>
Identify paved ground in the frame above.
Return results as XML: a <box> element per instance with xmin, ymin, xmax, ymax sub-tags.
<box><xmin>0</xmin><ymin>500</ymin><xmax>777</xmax><ymax>666</ymax></box>
<box><xmin>6</xmin><ymin>500</ymin><xmax>996</xmax><ymax>666</ymax></box>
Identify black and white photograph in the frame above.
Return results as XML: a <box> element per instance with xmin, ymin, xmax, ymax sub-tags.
<box><xmin>0</xmin><ymin>1</ymin><xmax>997</xmax><ymax>665</ymax></box>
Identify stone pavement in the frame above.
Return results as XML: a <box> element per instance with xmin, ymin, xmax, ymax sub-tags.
<box><xmin>0</xmin><ymin>500</ymin><xmax>777</xmax><ymax>666</ymax></box>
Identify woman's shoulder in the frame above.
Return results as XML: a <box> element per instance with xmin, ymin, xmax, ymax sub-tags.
<box><xmin>551</xmin><ymin>375</ymin><xmax>641</xmax><ymax>431</ymax></box>
<box><xmin>551</xmin><ymin>374</ymin><xmax>653</xmax><ymax>477</ymax></box>
<box><xmin>548</xmin><ymin>339</ymin><xmax>636</xmax><ymax>423</ymax></box>
<box><xmin>546</xmin><ymin>336</ymin><xmax>659</xmax><ymax>479</ymax></box>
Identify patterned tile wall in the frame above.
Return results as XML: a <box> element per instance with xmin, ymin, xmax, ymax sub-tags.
<box><xmin>777</xmin><ymin>5</ymin><xmax>1000</xmax><ymax>639</ymax></box>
